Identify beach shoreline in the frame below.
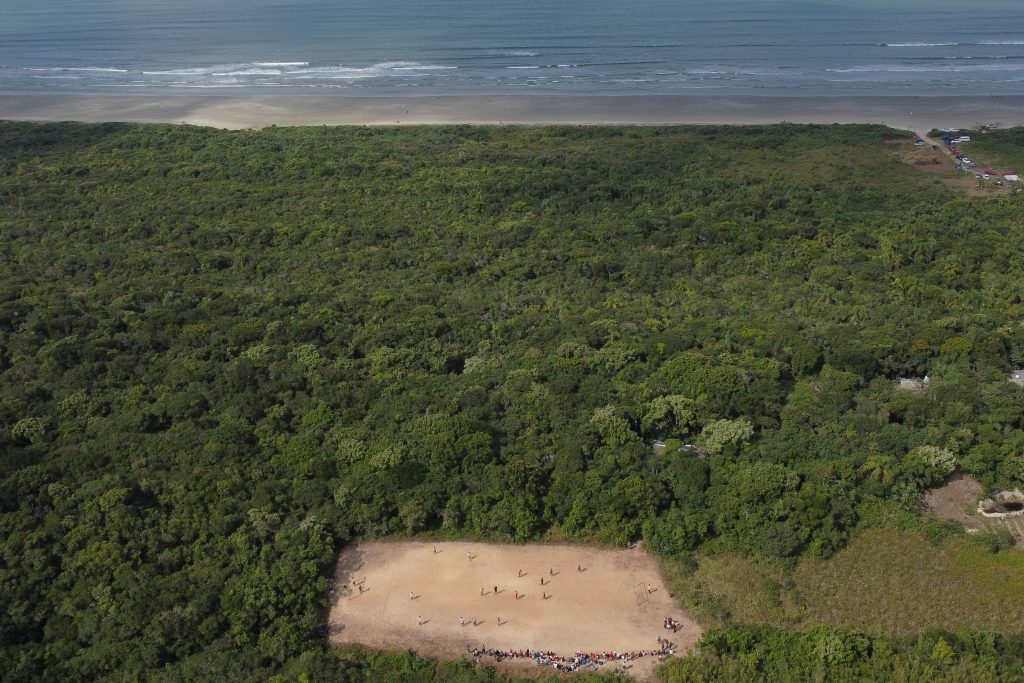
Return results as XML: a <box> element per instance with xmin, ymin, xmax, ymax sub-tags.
<box><xmin>2</xmin><ymin>92</ymin><xmax>1024</xmax><ymax>131</ymax></box>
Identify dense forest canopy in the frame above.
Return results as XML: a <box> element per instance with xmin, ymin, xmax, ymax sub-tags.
<box><xmin>2</xmin><ymin>121</ymin><xmax>1024</xmax><ymax>680</ymax></box>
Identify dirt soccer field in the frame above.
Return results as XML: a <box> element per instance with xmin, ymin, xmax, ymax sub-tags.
<box><xmin>327</xmin><ymin>541</ymin><xmax>700</xmax><ymax>679</ymax></box>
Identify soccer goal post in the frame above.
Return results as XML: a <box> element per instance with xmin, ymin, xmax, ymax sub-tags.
<box><xmin>634</xmin><ymin>581</ymin><xmax>649</xmax><ymax>609</ymax></box>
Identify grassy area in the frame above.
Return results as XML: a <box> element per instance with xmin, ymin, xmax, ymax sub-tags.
<box><xmin>796</xmin><ymin>528</ymin><xmax>1024</xmax><ymax>634</ymax></box>
<box><xmin>684</xmin><ymin>525</ymin><xmax>1024</xmax><ymax>637</ymax></box>
<box><xmin>947</xmin><ymin>127</ymin><xmax>1024</xmax><ymax>173</ymax></box>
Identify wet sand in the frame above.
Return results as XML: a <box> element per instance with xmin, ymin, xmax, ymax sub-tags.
<box><xmin>2</xmin><ymin>92</ymin><xmax>1024</xmax><ymax>130</ymax></box>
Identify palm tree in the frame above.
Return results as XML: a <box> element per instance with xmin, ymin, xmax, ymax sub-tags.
<box><xmin>861</xmin><ymin>454</ymin><xmax>896</xmax><ymax>485</ymax></box>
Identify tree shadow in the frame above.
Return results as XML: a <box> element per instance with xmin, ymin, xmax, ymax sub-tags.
<box><xmin>334</xmin><ymin>546</ymin><xmax>367</xmax><ymax>599</ymax></box>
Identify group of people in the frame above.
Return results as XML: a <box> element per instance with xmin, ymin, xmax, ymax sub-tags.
<box><xmin>663</xmin><ymin>616</ymin><xmax>681</xmax><ymax>632</ymax></box>
<box><xmin>656</xmin><ymin>635</ymin><xmax>678</xmax><ymax>652</ymax></box>
<box><xmin>468</xmin><ymin>646</ymin><xmax>553</xmax><ymax>662</ymax></box>
<box><xmin>467</xmin><ymin>643</ymin><xmax>674</xmax><ymax>673</ymax></box>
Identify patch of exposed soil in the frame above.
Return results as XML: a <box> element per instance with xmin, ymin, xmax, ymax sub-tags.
<box><xmin>924</xmin><ymin>474</ymin><xmax>987</xmax><ymax>532</ymax></box>
<box><xmin>888</xmin><ymin>136</ymin><xmax>1015</xmax><ymax>197</ymax></box>
<box><xmin>924</xmin><ymin>474</ymin><xmax>1024</xmax><ymax>548</ymax></box>
<box><xmin>328</xmin><ymin>541</ymin><xmax>700</xmax><ymax>682</ymax></box>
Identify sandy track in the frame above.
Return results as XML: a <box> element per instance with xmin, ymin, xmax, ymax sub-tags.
<box><xmin>328</xmin><ymin>541</ymin><xmax>699</xmax><ymax>679</ymax></box>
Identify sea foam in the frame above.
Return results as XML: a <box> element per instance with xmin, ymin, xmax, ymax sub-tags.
<box><xmin>292</xmin><ymin>62</ymin><xmax>455</xmax><ymax>78</ymax></box>
<box><xmin>27</xmin><ymin>67</ymin><xmax>129</xmax><ymax>73</ymax></box>
<box><xmin>829</xmin><ymin>62</ymin><xmax>1024</xmax><ymax>73</ymax></box>
<box><xmin>885</xmin><ymin>42</ymin><xmax>957</xmax><ymax>47</ymax></box>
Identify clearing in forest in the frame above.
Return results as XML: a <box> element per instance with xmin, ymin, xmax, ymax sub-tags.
<box><xmin>924</xmin><ymin>474</ymin><xmax>1024</xmax><ymax>547</ymax></box>
<box><xmin>328</xmin><ymin>541</ymin><xmax>700</xmax><ymax>678</ymax></box>
<box><xmin>886</xmin><ymin>135</ymin><xmax>1016</xmax><ymax>197</ymax></box>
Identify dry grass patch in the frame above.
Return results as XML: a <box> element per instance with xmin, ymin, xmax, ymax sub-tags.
<box><xmin>689</xmin><ymin>554</ymin><xmax>800</xmax><ymax>627</ymax></box>
<box><xmin>685</xmin><ymin>524</ymin><xmax>1024</xmax><ymax>638</ymax></box>
<box><xmin>794</xmin><ymin>527</ymin><xmax>1024</xmax><ymax>635</ymax></box>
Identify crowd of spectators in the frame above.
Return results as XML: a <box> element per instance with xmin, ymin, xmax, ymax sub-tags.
<box><xmin>466</xmin><ymin>637</ymin><xmax>677</xmax><ymax>673</ymax></box>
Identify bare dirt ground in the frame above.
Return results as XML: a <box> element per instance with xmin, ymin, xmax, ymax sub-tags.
<box><xmin>328</xmin><ymin>541</ymin><xmax>700</xmax><ymax>681</ymax></box>
<box><xmin>924</xmin><ymin>474</ymin><xmax>1024</xmax><ymax>548</ymax></box>
<box><xmin>924</xmin><ymin>474</ymin><xmax>988</xmax><ymax>532</ymax></box>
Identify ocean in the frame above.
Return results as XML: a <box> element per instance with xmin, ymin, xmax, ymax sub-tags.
<box><xmin>2</xmin><ymin>0</ymin><xmax>1023</xmax><ymax>96</ymax></box>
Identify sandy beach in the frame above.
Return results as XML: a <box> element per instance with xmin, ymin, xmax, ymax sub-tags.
<box><xmin>2</xmin><ymin>93</ymin><xmax>1024</xmax><ymax>131</ymax></box>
